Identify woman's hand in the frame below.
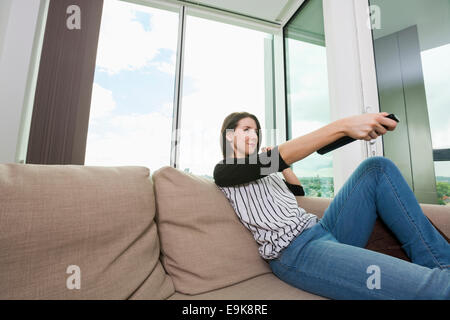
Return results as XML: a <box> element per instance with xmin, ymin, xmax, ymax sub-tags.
<box><xmin>261</xmin><ymin>146</ymin><xmax>273</xmax><ymax>153</ymax></box>
<box><xmin>341</xmin><ymin>112</ymin><xmax>398</xmax><ymax>141</ymax></box>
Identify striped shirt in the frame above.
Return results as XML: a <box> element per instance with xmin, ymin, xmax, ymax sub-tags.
<box><xmin>213</xmin><ymin>146</ymin><xmax>319</xmax><ymax>260</ymax></box>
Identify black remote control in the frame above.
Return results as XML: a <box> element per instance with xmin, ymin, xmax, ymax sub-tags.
<box><xmin>316</xmin><ymin>113</ymin><xmax>399</xmax><ymax>155</ymax></box>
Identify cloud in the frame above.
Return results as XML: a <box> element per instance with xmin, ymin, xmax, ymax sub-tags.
<box><xmin>291</xmin><ymin>119</ymin><xmax>328</xmax><ymax>137</ymax></box>
<box><xmin>95</xmin><ymin>0</ymin><xmax>178</xmax><ymax>75</ymax></box>
<box><xmin>149</xmin><ymin>53</ymin><xmax>176</xmax><ymax>74</ymax></box>
<box><xmin>85</xmin><ymin>83</ymin><xmax>172</xmax><ymax>171</ymax></box>
<box><xmin>171</xmin><ymin>16</ymin><xmax>269</xmax><ymax>175</ymax></box>
<box><xmin>285</xmin><ymin>38</ymin><xmax>331</xmax><ymax>123</ymax></box>
<box><xmin>182</xmin><ymin>16</ymin><xmax>266</xmax><ymax>94</ymax></box>
<box><xmin>431</xmin><ymin>126</ymin><xmax>450</xmax><ymax>149</ymax></box>
<box><xmin>85</xmin><ymin>111</ymin><xmax>172</xmax><ymax>170</ymax></box>
<box><xmin>89</xmin><ymin>83</ymin><xmax>116</xmax><ymax>120</ymax></box>
<box><xmin>421</xmin><ymin>43</ymin><xmax>450</xmax><ymax>149</ymax></box>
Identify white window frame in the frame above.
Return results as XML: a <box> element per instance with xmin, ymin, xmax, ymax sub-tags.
<box><xmin>321</xmin><ymin>0</ymin><xmax>381</xmax><ymax>193</ymax></box>
<box><xmin>0</xmin><ymin>0</ymin><xmax>48</xmax><ymax>164</ymax></box>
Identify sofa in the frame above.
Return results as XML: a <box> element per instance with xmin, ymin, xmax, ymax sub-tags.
<box><xmin>0</xmin><ymin>163</ymin><xmax>449</xmax><ymax>299</ymax></box>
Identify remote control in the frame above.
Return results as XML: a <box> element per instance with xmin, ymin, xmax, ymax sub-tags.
<box><xmin>316</xmin><ymin>113</ymin><xmax>399</xmax><ymax>155</ymax></box>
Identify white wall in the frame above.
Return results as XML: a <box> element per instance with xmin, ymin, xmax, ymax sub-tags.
<box><xmin>0</xmin><ymin>0</ymin><xmax>13</xmax><ymax>59</ymax></box>
<box><xmin>0</xmin><ymin>0</ymin><xmax>45</xmax><ymax>164</ymax></box>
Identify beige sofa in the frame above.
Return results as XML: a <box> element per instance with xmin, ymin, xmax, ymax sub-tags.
<box><xmin>0</xmin><ymin>163</ymin><xmax>449</xmax><ymax>300</ymax></box>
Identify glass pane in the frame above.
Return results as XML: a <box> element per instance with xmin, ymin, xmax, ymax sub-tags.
<box><xmin>84</xmin><ymin>0</ymin><xmax>178</xmax><ymax>171</ymax></box>
<box><xmin>178</xmin><ymin>14</ymin><xmax>269</xmax><ymax>179</ymax></box>
<box><xmin>435</xmin><ymin>161</ymin><xmax>450</xmax><ymax>205</ymax></box>
<box><xmin>422</xmin><ymin>44</ymin><xmax>450</xmax><ymax>206</ymax></box>
<box><xmin>370</xmin><ymin>0</ymin><xmax>450</xmax><ymax>205</ymax></box>
<box><xmin>284</xmin><ymin>0</ymin><xmax>333</xmax><ymax>198</ymax></box>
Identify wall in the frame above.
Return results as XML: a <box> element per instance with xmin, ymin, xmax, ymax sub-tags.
<box><xmin>0</xmin><ymin>0</ymin><xmax>13</xmax><ymax>59</ymax></box>
<box><xmin>0</xmin><ymin>0</ymin><xmax>45</xmax><ymax>164</ymax></box>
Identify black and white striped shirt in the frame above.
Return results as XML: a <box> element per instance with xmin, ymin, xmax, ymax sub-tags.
<box><xmin>213</xmin><ymin>146</ymin><xmax>319</xmax><ymax>260</ymax></box>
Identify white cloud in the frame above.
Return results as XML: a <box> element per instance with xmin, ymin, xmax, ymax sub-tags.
<box><xmin>291</xmin><ymin>119</ymin><xmax>328</xmax><ymax>137</ymax></box>
<box><xmin>95</xmin><ymin>0</ymin><xmax>178</xmax><ymax>75</ymax></box>
<box><xmin>421</xmin><ymin>43</ymin><xmax>450</xmax><ymax>149</ymax></box>
<box><xmin>85</xmin><ymin>111</ymin><xmax>172</xmax><ymax>171</ymax></box>
<box><xmin>89</xmin><ymin>83</ymin><xmax>116</xmax><ymax>120</ymax></box>
<box><xmin>85</xmin><ymin>83</ymin><xmax>172</xmax><ymax>171</ymax></box>
<box><xmin>182</xmin><ymin>16</ymin><xmax>266</xmax><ymax>94</ymax></box>
<box><xmin>431</xmin><ymin>126</ymin><xmax>450</xmax><ymax>149</ymax></box>
<box><xmin>149</xmin><ymin>53</ymin><xmax>176</xmax><ymax>74</ymax></box>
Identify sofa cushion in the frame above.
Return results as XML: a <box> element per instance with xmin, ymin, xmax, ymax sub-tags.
<box><xmin>0</xmin><ymin>164</ymin><xmax>174</xmax><ymax>299</ymax></box>
<box><xmin>167</xmin><ymin>273</ymin><xmax>327</xmax><ymax>300</ymax></box>
<box><xmin>420</xmin><ymin>203</ymin><xmax>450</xmax><ymax>239</ymax></box>
<box><xmin>152</xmin><ymin>166</ymin><xmax>271</xmax><ymax>295</ymax></box>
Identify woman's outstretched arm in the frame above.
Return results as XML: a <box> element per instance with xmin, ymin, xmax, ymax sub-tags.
<box><xmin>278</xmin><ymin>119</ymin><xmax>347</xmax><ymax>166</ymax></box>
<box><xmin>278</xmin><ymin>112</ymin><xmax>398</xmax><ymax>166</ymax></box>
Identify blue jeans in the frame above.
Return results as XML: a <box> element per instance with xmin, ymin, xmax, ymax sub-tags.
<box><xmin>269</xmin><ymin>156</ymin><xmax>450</xmax><ymax>299</ymax></box>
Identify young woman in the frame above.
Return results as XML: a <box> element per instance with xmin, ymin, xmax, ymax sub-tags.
<box><xmin>213</xmin><ymin>111</ymin><xmax>450</xmax><ymax>300</ymax></box>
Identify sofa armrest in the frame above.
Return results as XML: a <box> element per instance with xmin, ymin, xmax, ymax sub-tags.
<box><xmin>420</xmin><ymin>203</ymin><xmax>450</xmax><ymax>239</ymax></box>
<box><xmin>295</xmin><ymin>196</ymin><xmax>331</xmax><ymax>220</ymax></box>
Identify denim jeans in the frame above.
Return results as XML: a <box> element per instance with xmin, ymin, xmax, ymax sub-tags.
<box><xmin>269</xmin><ymin>156</ymin><xmax>450</xmax><ymax>299</ymax></box>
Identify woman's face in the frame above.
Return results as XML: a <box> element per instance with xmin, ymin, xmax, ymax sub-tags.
<box><xmin>226</xmin><ymin>117</ymin><xmax>259</xmax><ymax>158</ymax></box>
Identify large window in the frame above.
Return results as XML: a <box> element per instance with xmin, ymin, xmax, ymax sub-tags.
<box><xmin>370</xmin><ymin>0</ymin><xmax>450</xmax><ymax>205</ymax></box>
<box><xmin>177</xmin><ymin>14</ymin><xmax>271</xmax><ymax>178</ymax></box>
<box><xmin>422</xmin><ymin>44</ymin><xmax>450</xmax><ymax>205</ymax></box>
<box><xmin>284</xmin><ymin>0</ymin><xmax>333</xmax><ymax>198</ymax></box>
<box><xmin>84</xmin><ymin>0</ymin><xmax>178</xmax><ymax>170</ymax></box>
<box><xmin>85</xmin><ymin>1</ymin><xmax>274</xmax><ymax>179</ymax></box>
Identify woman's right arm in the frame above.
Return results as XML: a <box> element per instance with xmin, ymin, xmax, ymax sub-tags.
<box><xmin>278</xmin><ymin>112</ymin><xmax>398</xmax><ymax>166</ymax></box>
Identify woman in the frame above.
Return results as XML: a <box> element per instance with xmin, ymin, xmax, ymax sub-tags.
<box><xmin>213</xmin><ymin>111</ymin><xmax>450</xmax><ymax>300</ymax></box>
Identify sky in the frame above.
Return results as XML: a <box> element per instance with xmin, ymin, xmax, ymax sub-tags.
<box><xmin>422</xmin><ymin>43</ymin><xmax>450</xmax><ymax>177</ymax></box>
<box><xmin>84</xmin><ymin>0</ymin><xmax>177</xmax><ymax>171</ymax></box>
<box><xmin>285</xmin><ymin>38</ymin><xmax>334</xmax><ymax>178</ymax></box>
<box><xmin>84</xmin><ymin>0</ymin><xmax>267</xmax><ymax>177</ymax></box>
<box><xmin>84</xmin><ymin>0</ymin><xmax>449</xmax><ymax>178</ymax></box>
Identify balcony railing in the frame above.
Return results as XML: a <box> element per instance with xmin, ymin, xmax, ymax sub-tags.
<box><xmin>433</xmin><ymin>148</ymin><xmax>450</xmax><ymax>161</ymax></box>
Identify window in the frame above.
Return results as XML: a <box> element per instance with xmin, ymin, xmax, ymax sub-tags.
<box><xmin>422</xmin><ymin>44</ymin><xmax>450</xmax><ymax>205</ymax></box>
<box><xmin>284</xmin><ymin>0</ymin><xmax>333</xmax><ymax>198</ymax></box>
<box><xmin>84</xmin><ymin>0</ymin><xmax>178</xmax><ymax>171</ymax></box>
<box><xmin>177</xmin><ymin>14</ymin><xmax>271</xmax><ymax>178</ymax></box>
<box><xmin>370</xmin><ymin>0</ymin><xmax>450</xmax><ymax>205</ymax></box>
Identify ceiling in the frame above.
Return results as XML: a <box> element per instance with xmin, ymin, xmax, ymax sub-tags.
<box><xmin>370</xmin><ymin>0</ymin><xmax>450</xmax><ymax>51</ymax></box>
<box><xmin>178</xmin><ymin>0</ymin><xmax>305</xmax><ymax>25</ymax></box>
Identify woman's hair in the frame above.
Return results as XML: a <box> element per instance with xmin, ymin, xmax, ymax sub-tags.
<box><xmin>220</xmin><ymin>112</ymin><xmax>262</xmax><ymax>159</ymax></box>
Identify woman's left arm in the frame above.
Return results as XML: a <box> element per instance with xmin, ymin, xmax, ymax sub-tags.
<box><xmin>282</xmin><ymin>167</ymin><xmax>302</xmax><ymax>186</ymax></box>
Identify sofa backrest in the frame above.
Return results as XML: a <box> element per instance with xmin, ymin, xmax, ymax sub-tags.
<box><xmin>152</xmin><ymin>166</ymin><xmax>272</xmax><ymax>295</ymax></box>
<box><xmin>0</xmin><ymin>164</ymin><xmax>174</xmax><ymax>299</ymax></box>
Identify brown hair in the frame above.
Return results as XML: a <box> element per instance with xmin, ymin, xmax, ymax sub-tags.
<box><xmin>220</xmin><ymin>112</ymin><xmax>262</xmax><ymax>159</ymax></box>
